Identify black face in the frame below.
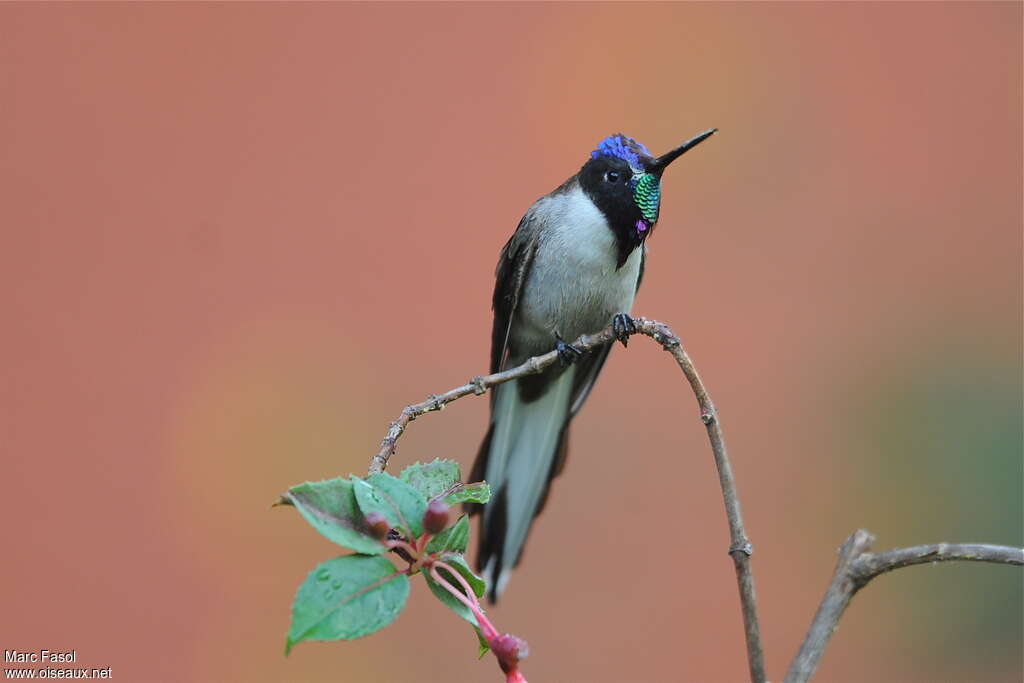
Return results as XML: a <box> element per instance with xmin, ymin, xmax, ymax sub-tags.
<box><xmin>578</xmin><ymin>155</ymin><xmax>646</xmax><ymax>268</ymax></box>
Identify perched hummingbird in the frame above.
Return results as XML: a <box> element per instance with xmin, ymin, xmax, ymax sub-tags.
<box><xmin>468</xmin><ymin>129</ymin><xmax>717</xmax><ymax>601</ymax></box>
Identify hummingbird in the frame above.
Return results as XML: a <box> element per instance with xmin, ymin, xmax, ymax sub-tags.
<box><xmin>468</xmin><ymin>128</ymin><xmax>717</xmax><ymax>601</ymax></box>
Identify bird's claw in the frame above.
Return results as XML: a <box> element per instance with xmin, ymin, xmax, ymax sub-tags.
<box><xmin>555</xmin><ymin>334</ymin><xmax>584</xmax><ymax>367</ymax></box>
<box><xmin>612</xmin><ymin>313</ymin><xmax>637</xmax><ymax>348</ymax></box>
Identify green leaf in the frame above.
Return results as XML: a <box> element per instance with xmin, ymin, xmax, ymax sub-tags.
<box><xmin>425</xmin><ymin>567</ymin><xmax>476</xmax><ymax>624</ymax></box>
<box><xmin>282</xmin><ymin>478</ymin><xmax>384</xmax><ymax>555</ymax></box>
<box><xmin>399</xmin><ymin>458</ymin><xmax>461</xmax><ymax>500</ymax></box>
<box><xmin>476</xmin><ymin>627</ymin><xmax>490</xmax><ymax>658</ymax></box>
<box><xmin>443</xmin><ymin>481</ymin><xmax>492</xmax><ymax>506</ymax></box>
<box><xmin>426</xmin><ymin>514</ymin><xmax>470</xmax><ymax>554</ymax></box>
<box><xmin>438</xmin><ymin>553</ymin><xmax>485</xmax><ymax>599</ymax></box>
<box><xmin>286</xmin><ymin>555</ymin><xmax>409</xmax><ymax>654</ymax></box>
<box><xmin>397</xmin><ymin>459</ymin><xmax>491</xmax><ymax>508</ymax></box>
<box><xmin>353</xmin><ymin>473</ymin><xmax>427</xmax><ymax>539</ymax></box>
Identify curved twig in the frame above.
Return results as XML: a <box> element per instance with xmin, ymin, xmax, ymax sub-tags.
<box><xmin>783</xmin><ymin>530</ymin><xmax>1024</xmax><ymax>683</ymax></box>
<box><xmin>369</xmin><ymin>327</ymin><xmax>610</xmax><ymax>475</ymax></box>
<box><xmin>852</xmin><ymin>542</ymin><xmax>1023</xmax><ymax>577</ymax></box>
<box><xmin>367</xmin><ymin>317</ymin><xmax>766</xmax><ymax>683</ymax></box>
<box><xmin>637</xmin><ymin>320</ymin><xmax>766</xmax><ymax>683</ymax></box>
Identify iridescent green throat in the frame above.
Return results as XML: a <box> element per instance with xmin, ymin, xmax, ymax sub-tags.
<box><xmin>633</xmin><ymin>173</ymin><xmax>661</xmax><ymax>224</ymax></box>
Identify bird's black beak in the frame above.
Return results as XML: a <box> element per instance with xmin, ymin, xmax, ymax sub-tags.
<box><xmin>650</xmin><ymin>128</ymin><xmax>717</xmax><ymax>176</ymax></box>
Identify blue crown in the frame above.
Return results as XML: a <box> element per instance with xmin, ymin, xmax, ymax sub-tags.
<box><xmin>591</xmin><ymin>134</ymin><xmax>651</xmax><ymax>171</ymax></box>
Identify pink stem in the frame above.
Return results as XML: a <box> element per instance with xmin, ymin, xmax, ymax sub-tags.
<box><xmin>428</xmin><ymin>563</ymin><xmax>528</xmax><ymax>683</ymax></box>
<box><xmin>417</xmin><ymin>533</ymin><xmax>431</xmax><ymax>553</ymax></box>
<box><xmin>429</xmin><ymin>562</ymin><xmax>500</xmax><ymax>643</ymax></box>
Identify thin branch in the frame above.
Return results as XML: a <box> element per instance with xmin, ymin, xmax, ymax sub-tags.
<box><xmin>783</xmin><ymin>530</ymin><xmax>875</xmax><ymax>683</ymax></box>
<box><xmin>784</xmin><ymin>531</ymin><xmax>1024</xmax><ymax>683</ymax></box>
<box><xmin>369</xmin><ymin>331</ymin><xmax>607</xmax><ymax>475</ymax></box>
<box><xmin>852</xmin><ymin>542</ymin><xmax>1023</xmax><ymax>578</ymax></box>
<box><xmin>639</xmin><ymin>319</ymin><xmax>766</xmax><ymax>683</ymax></box>
<box><xmin>367</xmin><ymin>317</ymin><xmax>766</xmax><ymax>683</ymax></box>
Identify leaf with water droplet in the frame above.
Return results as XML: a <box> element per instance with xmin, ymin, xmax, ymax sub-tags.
<box><xmin>280</xmin><ymin>478</ymin><xmax>384</xmax><ymax>555</ymax></box>
<box><xmin>398</xmin><ymin>459</ymin><xmax>491</xmax><ymax>507</ymax></box>
<box><xmin>399</xmin><ymin>458</ymin><xmax>461</xmax><ymax>500</ymax></box>
<box><xmin>352</xmin><ymin>473</ymin><xmax>427</xmax><ymax>539</ymax></box>
<box><xmin>286</xmin><ymin>555</ymin><xmax>409</xmax><ymax>655</ymax></box>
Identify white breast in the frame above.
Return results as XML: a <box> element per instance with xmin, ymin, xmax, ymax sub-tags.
<box><xmin>514</xmin><ymin>185</ymin><xmax>642</xmax><ymax>353</ymax></box>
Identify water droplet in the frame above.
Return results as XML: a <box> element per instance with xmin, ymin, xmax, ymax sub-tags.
<box><xmin>317</xmin><ymin>569</ymin><xmax>330</xmax><ymax>581</ymax></box>
<box><xmin>331</xmin><ymin>580</ymin><xmax>342</xmax><ymax>590</ymax></box>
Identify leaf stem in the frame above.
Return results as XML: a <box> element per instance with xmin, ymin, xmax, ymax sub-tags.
<box><xmin>430</xmin><ymin>560</ymin><xmax>500</xmax><ymax>643</ymax></box>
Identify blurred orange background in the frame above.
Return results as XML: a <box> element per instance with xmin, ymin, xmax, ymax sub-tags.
<box><xmin>2</xmin><ymin>4</ymin><xmax>1021</xmax><ymax>682</ymax></box>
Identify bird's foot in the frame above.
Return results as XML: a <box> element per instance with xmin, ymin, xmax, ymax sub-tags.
<box><xmin>555</xmin><ymin>333</ymin><xmax>584</xmax><ymax>367</ymax></box>
<box><xmin>612</xmin><ymin>313</ymin><xmax>638</xmax><ymax>348</ymax></box>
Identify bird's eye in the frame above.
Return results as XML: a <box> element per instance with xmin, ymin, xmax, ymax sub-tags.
<box><xmin>605</xmin><ymin>170</ymin><xmax>620</xmax><ymax>183</ymax></box>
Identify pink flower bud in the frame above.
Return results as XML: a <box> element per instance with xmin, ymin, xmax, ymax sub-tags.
<box><xmin>364</xmin><ymin>512</ymin><xmax>389</xmax><ymax>540</ymax></box>
<box><xmin>422</xmin><ymin>499</ymin><xmax>450</xmax><ymax>535</ymax></box>
<box><xmin>492</xmin><ymin>633</ymin><xmax>529</xmax><ymax>674</ymax></box>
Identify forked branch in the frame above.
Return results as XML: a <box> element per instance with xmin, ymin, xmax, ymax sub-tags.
<box><xmin>783</xmin><ymin>530</ymin><xmax>1024</xmax><ymax>683</ymax></box>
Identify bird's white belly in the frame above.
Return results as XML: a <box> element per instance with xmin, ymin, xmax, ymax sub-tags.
<box><xmin>514</xmin><ymin>188</ymin><xmax>642</xmax><ymax>353</ymax></box>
